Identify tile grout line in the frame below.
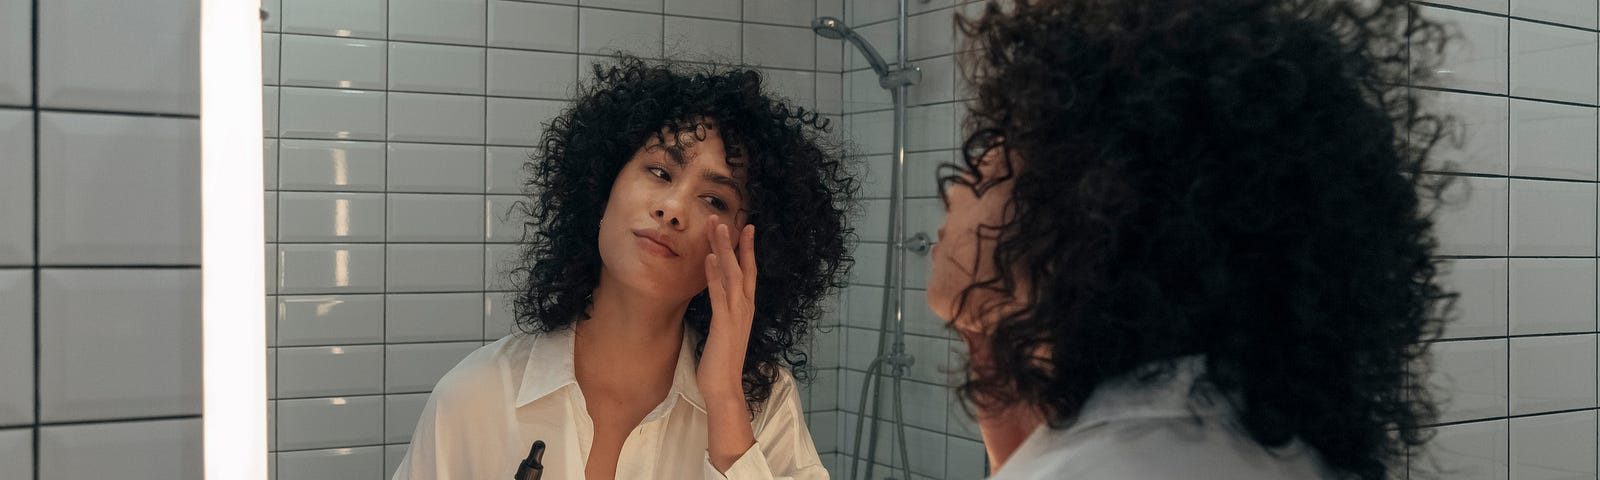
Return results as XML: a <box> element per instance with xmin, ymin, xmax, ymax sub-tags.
<box><xmin>30</xmin><ymin>0</ymin><xmax>40</xmax><ymax>476</ymax></box>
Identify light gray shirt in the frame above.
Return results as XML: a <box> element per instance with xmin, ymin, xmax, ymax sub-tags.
<box><xmin>989</xmin><ymin>357</ymin><xmax>1335</xmax><ymax>480</ymax></box>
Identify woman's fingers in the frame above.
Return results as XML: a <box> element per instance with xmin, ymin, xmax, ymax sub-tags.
<box><xmin>705</xmin><ymin>252</ymin><xmax>725</xmax><ymax>303</ymax></box>
<box><xmin>739</xmin><ymin>225</ymin><xmax>756</xmax><ymax>299</ymax></box>
<box><xmin>716</xmin><ymin>224</ymin><xmax>742</xmax><ymax>299</ymax></box>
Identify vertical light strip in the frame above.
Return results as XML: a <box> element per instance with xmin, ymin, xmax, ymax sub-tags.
<box><xmin>200</xmin><ymin>0</ymin><xmax>266</xmax><ymax>478</ymax></box>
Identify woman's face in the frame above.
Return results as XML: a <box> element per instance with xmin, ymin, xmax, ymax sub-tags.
<box><xmin>927</xmin><ymin>147</ymin><xmax>1018</xmax><ymax>336</ymax></box>
<box><xmin>598</xmin><ymin>125</ymin><xmax>749</xmax><ymax>301</ymax></box>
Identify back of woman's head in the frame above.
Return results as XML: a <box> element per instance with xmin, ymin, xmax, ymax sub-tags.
<box><xmin>948</xmin><ymin>1</ymin><xmax>1455</xmax><ymax>478</ymax></box>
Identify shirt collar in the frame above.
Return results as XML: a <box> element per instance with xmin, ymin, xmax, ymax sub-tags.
<box><xmin>514</xmin><ymin>326</ymin><xmax>708</xmax><ymax>414</ymax></box>
<box><xmin>1068</xmin><ymin>355</ymin><xmax>1232</xmax><ymax>431</ymax></box>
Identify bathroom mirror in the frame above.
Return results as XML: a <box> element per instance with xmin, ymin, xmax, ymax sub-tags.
<box><xmin>258</xmin><ymin>1</ymin><xmax>984</xmax><ymax>478</ymax></box>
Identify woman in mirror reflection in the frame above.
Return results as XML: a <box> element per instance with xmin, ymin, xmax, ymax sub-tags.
<box><xmin>393</xmin><ymin>55</ymin><xmax>854</xmax><ymax>480</ymax></box>
<box><xmin>928</xmin><ymin>0</ymin><xmax>1455</xmax><ymax>479</ymax></box>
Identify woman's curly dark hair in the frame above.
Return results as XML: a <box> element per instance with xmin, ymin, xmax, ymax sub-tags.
<box><xmin>512</xmin><ymin>56</ymin><xmax>857</xmax><ymax>410</ymax></box>
<box><xmin>944</xmin><ymin>0</ymin><xmax>1456</xmax><ymax>478</ymax></box>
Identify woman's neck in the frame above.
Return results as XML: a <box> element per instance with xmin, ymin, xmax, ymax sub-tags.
<box><xmin>977</xmin><ymin>402</ymin><xmax>1044</xmax><ymax>475</ymax></box>
<box><xmin>573</xmin><ymin>271</ymin><xmax>691</xmax><ymax>396</ymax></box>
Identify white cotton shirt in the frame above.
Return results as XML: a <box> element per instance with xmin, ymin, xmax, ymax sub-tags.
<box><xmin>390</xmin><ymin>327</ymin><xmax>828</xmax><ymax>480</ymax></box>
<box><xmin>988</xmin><ymin>357</ymin><xmax>1335</xmax><ymax>480</ymax></box>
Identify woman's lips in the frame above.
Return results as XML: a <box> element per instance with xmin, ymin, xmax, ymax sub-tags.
<box><xmin>635</xmin><ymin>234</ymin><xmax>679</xmax><ymax>258</ymax></box>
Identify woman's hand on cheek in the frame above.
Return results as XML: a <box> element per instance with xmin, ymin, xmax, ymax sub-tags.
<box><xmin>697</xmin><ymin>215</ymin><xmax>757</xmax><ymax>402</ymax></box>
<box><xmin>698</xmin><ymin>215</ymin><xmax>760</xmax><ymax>472</ymax></box>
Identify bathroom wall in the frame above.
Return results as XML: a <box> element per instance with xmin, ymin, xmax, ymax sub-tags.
<box><xmin>1417</xmin><ymin>0</ymin><xmax>1600</xmax><ymax>477</ymax></box>
<box><xmin>0</xmin><ymin>0</ymin><xmax>205</xmax><ymax>479</ymax></box>
<box><xmin>833</xmin><ymin>2</ymin><xmax>986</xmax><ymax>479</ymax></box>
<box><xmin>260</xmin><ymin>0</ymin><xmax>845</xmax><ymax>478</ymax></box>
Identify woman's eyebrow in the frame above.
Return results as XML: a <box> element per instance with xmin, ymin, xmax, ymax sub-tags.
<box><xmin>703</xmin><ymin>170</ymin><xmax>745</xmax><ymax>200</ymax></box>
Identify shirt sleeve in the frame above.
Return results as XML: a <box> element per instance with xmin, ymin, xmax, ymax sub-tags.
<box><xmin>701</xmin><ymin>371</ymin><xmax>829</xmax><ymax>480</ymax></box>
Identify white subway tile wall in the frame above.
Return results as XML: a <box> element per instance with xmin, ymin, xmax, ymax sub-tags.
<box><xmin>1419</xmin><ymin>2</ymin><xmax>1600</xmax><ymax>479</ymax></box>
<box><xmin>1</xmin><ymin>0</ymin><xmax>206</xmax><ymax>474</ymax></box>
<box><xmin>262</xmin><ymin>1</ymin><xmax>855</xmax><ymax>478</ymax></box>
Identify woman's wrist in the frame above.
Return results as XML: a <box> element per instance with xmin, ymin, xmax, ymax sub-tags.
<box><xmin>705</xmin><ymin>392</ymin><xmax>756</xmax><ymax>472</ymax></box>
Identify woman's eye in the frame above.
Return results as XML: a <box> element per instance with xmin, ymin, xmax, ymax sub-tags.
<box><xmin>648</xmin><ymin>166</ymin><xmax>670</xmax><ymax>181</ymax></box>
<box><xmin>703</xmin><ymin>196</ymin><xmax>728</xmax><ymax>211</ymax></box>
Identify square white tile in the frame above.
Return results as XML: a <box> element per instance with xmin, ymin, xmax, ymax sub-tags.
<box><xmin>666</xmin><ymin>0</ymin><xmax>739</xmax><ymax>20</ymax></box>
<box><xmin>385</xmin><ymin>393</ymin><xmax>431</xmax><ymax>443</ymax></box>
<box><xmin>390</xmin><ymin>0</ymin><xmax>487</xmax><ymax>45</ymax></box>
<box><xmin>265</xmin><ymin>139</ymin><xmax>280</xmax><ymax>189</ymax></box>
<box><xmin>908</xmin><ymin>8</ymin><xmax>956</xmax><ymax>60</ymax></box>
<box><xmin>487</xmin><ymin>97</ymin><xmax>563</xmax><ymax>147</ymax></box>
<box><xmin>277</xmin><ymin>244</ymin><xmax>386</xmax><ymax>294</ymax></box>
<box><xmin>664</xmin><ymin>17</ymin><xmax>741</xmax><ymax>63</ymax></box>
<box><xmin>276</xmin><ymin>294</ymin><xmax>385</xmax><ymax>347</ymax></box>
<box><xmin>487</xmin><ymin>195</ymin><xmax>529</xmax><ymax>243</ymax></box>
<box><xmin>278</xmin><ymin>87</ymin><xmax>386</xmax><ymax>141</ymax></box>
<box><xmin>486</xmin><ymin>146</ymin><xmax>534</xmax><ymax>194</ymax></box>
<box><xmin>487</xmin><ymin>49</ymin><xmax>578</xmax><ymax>99</ymax></box>
<box><xmin>1431</xmin><ymin>175</ymin><xmax>1510</xmax><ymax>256</ymax></box>
<box><xmin>280</xmin><ymin>0</ymin><xmax>387</xmax><ymax>38</ymax></box>
<box><xmin>945</xmin><ymin>437</ymin><xmax>986</xmax><ymax>479</ymax></box>
<box><xmin>586</xmin><ymin>0</ymin><xmax>663</xmax><ymax>13</ymax></box>
<box><xmin>262</xmin><ymin>0</ymin><xmax>282</xmax><ymax>32</ymax></box>
<box><xmin>1509</xmin><ymin>100</ymin><xmax>1597</xmax><ymax>180</ymax></box>
<box><xmin>38</xmin><ymin>269</ymin><xmax>201</xmax><ymax>422</ymax></box>
<box><xmin>386</xmin><ymin>293</ymin><xmax>484</xmax><ymax>343</ymax></box>
<box><xmin>1438</xmin><ymin>258</ymin><xmax>1508</xmax><ymax>339</ymax></box>
<box><xmin>386</xmin><ymin>244</ymin><xmax>484</xmax><ymax>292</ymax></box>
<box><xmin>906</xmin><ymin>103</ymin><xmax>957</xmax><ymax>151</ymax></box>
<box><xmin>1508</xmin><ymin>256</ymin><xmax>1596</xmax><ymax>335</ymax></box>
<box><xmin>263</xmin><ymin>33</ymin><xmax>281</xmax><ymax>85</ymax></box>
<box><xmin>276</xmin><ymin>345</ymin><xmax>385</xmax><ymax>397</ymax></box>
<box><xmin>276</xmin><ymin>444</ymin><xmax>382</xmax><ymax>480</ymax></box>
<box><xmin>816</xmin><ymin>72</ymin><xmax>843</xmax><ymax>113</ymax></box>
<box><xmin>275</xmin><ymin>396</ymin><xmax>384</xmax><ymax>450</ymax></box>
<box><xmin>0</xmin><ymin>110</ymin><xmax>31</xmax><ymax>265</ymax></box>
<box><xmin>388</xmin><ymin>93</ymin><xmax>486</xmax><ymax>144</ymax></box>
<box><xmin>845</xmin><ymin>110</ymin><xmax>894</xmax><ymax>155</ymax></box>
<box><xmin>908</xmin><ymin>55</ymin><xmax>956</xmax><ymax>107</ymax></box>
<box><xmin>578</xmin><ymin>8</ymin><xmax>664</xmax><ymax>57</ymax></box>
<box><xmin>277</xmin><ymin>139</ymin><xmax>387</xmax><ymax>192</ymax></box>
<box><xmin>264</xmin><ymin>86</ymin><xmax>280</xmax><ymax>137</ymax></box>
<box><xmin>1428</xmin><ymin>90</ymin><xmax>1508</xmax><ymax>176</ymax></box>
<box><xmin>489</xmin><ymin>2</ymin><xmax>578</xmax><ymax>52</ymax></box>
<box><xmin>0</xmin><ymin>0</ymin><xmax>28</xmax><ymax>106</ymax></box>
<box><xmin>1509</xmin><ymin>334</ymin><xmax>1597</xmax><ymax>415</ymax></box>
<box><xmin>38</xmin><ymin>113</ymin><xmax>200</xmax><ymax>265</ymax></box>
<box><xmin>388</xmin><ymin>194</ymin><xmax>485</xmax><ymax>243</ymax></box>
<box><xmin>278</xmin><ymin>35</ymin><xmax>387</xmax><ymax>90</ymax></box>
<box><xmin>1417</xmin><ymin>7</ymin><xmax>1508</xmax><ymax>95</ymax></box>
<box><xmin>743</xmin><ymin>0</ymin><xmax>812</xmax><ymax>26</ymax></box>
<box><xmin>743</xmin><ymin>24</ymin><xmax>815</xmax><ymax>70</ymax></box>
<box><xmin>38</xmin><ymin>0</ymin><xmax>199</xmax><ymax>114</ymax></box>
<box><xmin>389</xmin><ymin>143</ymin><xmax>486</xmax><ymax>194</ymax></box>
<box><xmin>763</xmin><ymin>69</ymin><xmax>817</xmax><ymax>109</ymax></box>
<box><xmin>277</xmin><ymin>192</ymin><xmax>386</xmax><ymax>243</ymax></box>
<box><xmin>0</xmin><ymin>271</ymin><xmax>30</xmax><ymax>425</ymax></box>
<box><xmin>265</xmin><ymin>191</ymin><xmax>279</xmax><ymax>242</ymax></box>
<box><xmin>1513</xmin><ymin>0</ymin><xmax>1597</xmax><ymax>29</ymax></box>
<box><xmin>1510</xmin><ymin>410</ymin><xmax>1598</xmax><ymax>479</ymax></box>
<box><xmin>1425</xmin><ymin>0</ymin><xmax>1506</xmax><ymax>14</ymax></box>
<box><xmin>0</xmin><ymin>428</ymin><xmax>30</xmax><ymax>478</ymax></box>
<box><xmin>1414</xmin><ymin>420</ymin><xmax>1508</xmax><ymax>480</ymax></box>
<box><xmin>38</xmin><ymin>419</ymin><xmax>201</xmax><ymax>480</ymax></box>
<box><xmin>1510</xmin><ymin>20</ymin><xmax>1598</xmax><ymax>105</ymax></box>
<box><xmin>1429</xmin><ymin>339</ymin><xmax>1509</xmax><ymax>423</ymax></box>
<box><xmin>484</xmin><ymin>291</ymin><xmax>518</xmax><ymax>340</ymax></box>
<box><xmin>389</xmin><ymin>42</ymin><xmax>486</xmax><ymax>95</ymax></box>
<box><xmin>385</xmin><ymin>444</ymin><xmax>410</xmax><ymax>479</ymax></box>
<box><xmin>1509</xmin><ymin>180</ymin><xmax>1596</xmax><ymax>256</ymax></box>
<box><xmin>266</xmin><ymin>243</ymin><xmax>278</xmax><ymax>295</ymax></box>
<box><xmin>485</xmin><ymin>243</ymin><xmax>521</xmax><ymax>291</ymax></box>
<box><xmin>386</xmin><ymin>342</ymin><xmax>482</xmax><ymax>393</ymax></box>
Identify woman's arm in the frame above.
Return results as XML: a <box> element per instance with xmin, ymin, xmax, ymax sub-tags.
<box><xmin>700</xmin><ymin>370</ymin><xmax>829</xmax><ymax>480</ymax></box>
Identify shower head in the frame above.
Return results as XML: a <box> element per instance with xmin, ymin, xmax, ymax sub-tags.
<box><xmin>810</xmin><ymin>16</ymin><xmax>848</xmax><ymax>39</ymax></box>
<box><xmin>811</xmin><ymin>16</ymin><xmax>892</xmax><ymax>79</ymax></box>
